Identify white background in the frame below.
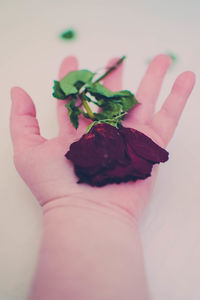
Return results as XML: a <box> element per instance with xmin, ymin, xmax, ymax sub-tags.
<box><xmin>1</xmin><ymin>0</ymin><xmax>200</xmax><ymax>299</ymax></box>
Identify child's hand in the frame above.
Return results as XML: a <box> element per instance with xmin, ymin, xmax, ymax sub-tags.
<box><xmin>10</xmin><ymin>55</ymin><xmax>195</xmax><ymax>220</ymax></box>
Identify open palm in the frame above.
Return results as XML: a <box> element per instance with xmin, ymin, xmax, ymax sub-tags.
<box><xmin>10</xmin><ymin>55</ymin><xmax>195</xmax><ymax>220</ymax></box>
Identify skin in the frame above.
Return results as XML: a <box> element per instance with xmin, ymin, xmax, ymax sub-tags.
<box><xmin>10</xmin><ymin>54</ymin><xmax>195</xmax><ymax>219</ymax></box>
<box><xmin>10</xmin><ymin>55</ymin><xmax>195</xmax><ymax>299</ymax></box>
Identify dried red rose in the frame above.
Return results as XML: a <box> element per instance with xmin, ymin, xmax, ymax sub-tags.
<box><xmin>65</xmin><ymin>123</ymin><xmax>169</xmax><ymax>186</ymax></box>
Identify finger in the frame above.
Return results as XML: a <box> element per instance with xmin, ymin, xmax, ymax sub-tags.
<box><xmin>102</xmin><ymin>57</ymin><xmax>123</xmax><ymax>91</ymax></box>
<box><xmin>10</xmin><ymin>87</ymin><xmax>45</xmax><ymax>152</ymax></box>
<box><xmin>150</xmin><ymin>71</ymin><xmax>196</xmax><ymax>146</ymax></box>
<box><xmin>127</xmin><ymin>54</ymin><xmax>172</xmax><ymax>125</ymax></box>
<box><xmin>57</xmin><ymin>56</ymin><xmax>79</xmax><ymax>136</ymax></box>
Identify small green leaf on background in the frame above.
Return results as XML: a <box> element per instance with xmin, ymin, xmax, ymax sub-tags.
<box><xmin>146</xmin><ymin>51</ymin><xmax>178</xmax><ymax>67</ymax></box>
<box><xmin>60</xmin><ymin>29</ymin><xmax>76</xmax><ymax>40</ymax></box>
<box><xmin>166</xmin><ymin>51</ymin><xmax>178</xmax><ymax>63</ymax></box>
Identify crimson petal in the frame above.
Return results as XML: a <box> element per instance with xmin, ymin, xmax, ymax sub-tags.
<box><xmin>66</xmin><ymin>123</ymin><xmax>169</xmax><ymax>187</ymax></box>
<box><xmin>66</xmin><ymin>123</ymin><xmax>125</xmax><ymax>170</ymax></box>
<box><xmin>119</xmin><ymin>127</ymin><xmax>169</xmax><ymax>163</ymax></box>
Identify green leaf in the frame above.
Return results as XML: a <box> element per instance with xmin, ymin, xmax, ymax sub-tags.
<box><xmin>60</xmin><ymin>70</ymin><xmax>94</xmax><ymax>96</ymax></box>
<box><xmin>86</xmin><ymin>84</ymin><xmax>138</xmax><ymax>112</ymax></box>
<box><xmin>91</xmin><ymin>91</ymin><xmax>138</xmax><ymax>122</ymax></box>
<box><xmin>86</xmin><ymin>83</ymin><xmax>122</xmax><ymax>99</ymax></box>
<box><xmin>52</xmin><ymin>80</ymin><xmax>67</xmax><ymax>99</ymax></box>
<box><xmin>118</xmin><ymin>91</ymin><xmax>138</xmax><ymax>111</ymax></box>
<box><xmin>52</xmin><ymin>57</ymin><xmax>139</xmax><ymax>131</ymax></box>
<box><xmin>102</xmin><ymin>102</ymin><xmax>123</xmax><ymax>118</ymax></box>
<box><xmin>60</xmin><ymin>84</ymin><xmax>78</xmax><ymax>97</ymax></box>
<box><xmin>60</xmin><ymin>29</ymin><xmax>76</xmax><ymax>40</ymax></box>
<box><xmin>65</xmin><ymin>97</ymin><xmax>81</xmax><ymax>129</ymax></box>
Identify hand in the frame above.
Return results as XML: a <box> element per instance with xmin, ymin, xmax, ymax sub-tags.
<box><xmin>10</xmin><ymin>55</ymin><xmax>195</xmax><ymax>220</ymax></box>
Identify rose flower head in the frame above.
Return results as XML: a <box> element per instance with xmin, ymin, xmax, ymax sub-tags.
<box><xmin>66</xmin><ymin>123</ymin><xmax>169</xmax><ymax>187</ymax></box>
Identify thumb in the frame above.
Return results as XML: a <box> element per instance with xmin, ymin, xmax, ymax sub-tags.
<box><xmin>10</xmin><ymin>87</ymin><xmax>46</xmax><ymax>152</ymax></box>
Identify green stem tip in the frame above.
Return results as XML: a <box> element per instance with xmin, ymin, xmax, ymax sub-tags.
<box><xmin>94</xmin><ymin>55</ymin><xmax>126</xmax><ymax>84</ymax></box>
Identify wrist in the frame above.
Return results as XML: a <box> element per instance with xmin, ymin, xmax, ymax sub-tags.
<box><xmin>42</xmin><ymin>196</ymin><xmax>137</xmax><ymax>228</ymax></box>
<box><xmin>30</xmin><ymin>196</ymin><xmax>148</xmax><ymax>300</ymax></box>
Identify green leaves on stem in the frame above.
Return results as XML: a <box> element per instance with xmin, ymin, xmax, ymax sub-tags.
<box><xmin>52</xmin><ymin>56</ymin><xmax>138</xmax><ymax>130</ymax></box>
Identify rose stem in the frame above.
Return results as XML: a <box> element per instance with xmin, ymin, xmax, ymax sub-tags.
<box><xmin>81</xmin><ymin>93</ymin><xmax>95</xmax><ymax>119</ymax></box>
<box><xmin>93</xmin><ymin>55</ymin><xmax>126</xmax><ymax>84</ymax></box>
<box><xmin>80</xmin><ymin>55</ymin><xmax>126</xmax><ymax>120</ymax></box>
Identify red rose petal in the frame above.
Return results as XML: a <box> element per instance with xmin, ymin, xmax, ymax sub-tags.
<box><xmin>119</xmin><ymin>127</ymin><xmax>169</xmax><ymax>163</ymax></box>
<box><xmin>66</xmin><ymin>123</ymin><xmax>125</xmax><ymax>169</ymax></box>
<box><xmin>66</xmin><ymin>123</ymin><xmax>169</xmax><ymax>186</ymax></box>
